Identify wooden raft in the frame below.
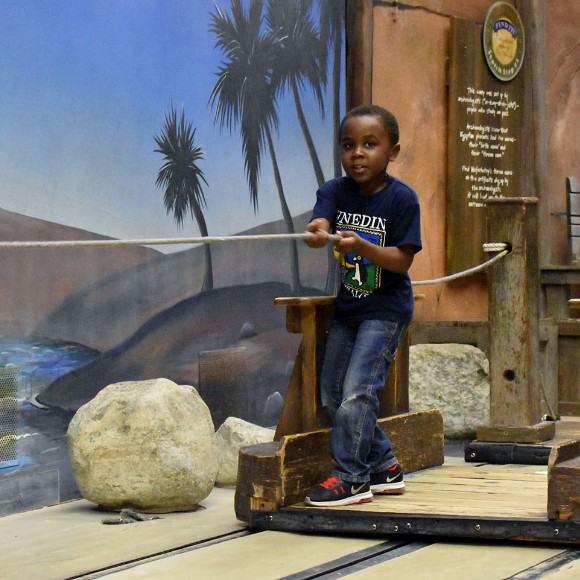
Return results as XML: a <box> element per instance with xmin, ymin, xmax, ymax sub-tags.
<box><xmin>248</xmin><ymin>437</ymin><xmax>580</xmax><ymax>545</ymax></box>
<box><xmin>236</xmin><ymin>410</ymin><xmax>445</xmax><ymax>521</ymax></box>
<box><xmin>236</xmin><ymin>292</ymin><xmax>580</xmax><ymax>543</ymax></box>
<box><xmin>236</xmin><ymin>296</ymin><xmax>445</xmax><ymax>521</ymax></box>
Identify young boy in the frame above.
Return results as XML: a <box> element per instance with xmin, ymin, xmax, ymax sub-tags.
<box><xmin>303</xmin><ymin>104</ymin><xmax>422</xmax><ymax>507</ymax></box>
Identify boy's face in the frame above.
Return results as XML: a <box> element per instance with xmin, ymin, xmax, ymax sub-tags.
<box><xmin>340</xmin><ymin>115</ymin><xmax>400</xmax><ymax>195</ymax></box>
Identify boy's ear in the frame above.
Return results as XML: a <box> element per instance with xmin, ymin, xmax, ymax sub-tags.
<box><xmin>389</xmin><ymin>143</ymin><xmax>401</xmax><ymax>161</ymax></box>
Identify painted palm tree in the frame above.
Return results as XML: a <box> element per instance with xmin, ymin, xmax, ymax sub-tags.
<box><xmin>209</xmin><ymin>0</ymin><xmax>301</xmax><ymax>293</ymax></box>
<box><xmin>318</xmin><ymin>0</ymin><xmax>345</xmax><ymax>294</ymax></box>
<box><xmin>154</xmin><ymin>104</ymin><xmax>213</xmax><ymax>291</ymax></box>
<box><xmin>266</xmin><ymin>0</ymin><xmax>326</xmax><ymax>188</ymax></box>
<box><xmin>319</xmin><ymin>0</ymin><xmax>345</xmax><ymax>179</ymax></box>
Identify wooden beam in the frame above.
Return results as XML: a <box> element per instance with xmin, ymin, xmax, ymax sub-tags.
<box><xmin>476</xmin><ymin>197</ymin><xmax>555</xmax><ymax>442</ymax></box>
<box><xmin>346</xmin><ymin>0</ymin><xmax>373</xmax><ymax>109</ymax></box>
<box><xmin>514</xmin><ymin>0</ymin><xmax>550</xmax><ymax>266</ymax></box>
<box><xmin>273</xmin><ymin>296</ymin><xmax>335</xmax><ymax>440</ymax></box>
<box><xmin>548</xmin><ymin>440</ymin><xmax>580</xmax><ymax>520</ymax></box>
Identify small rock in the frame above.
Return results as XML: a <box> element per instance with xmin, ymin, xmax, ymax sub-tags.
<box><xmin>214</xmin><ymin>417</ymin><xmax>275</xmax><ymax>486</ymax></box>
<box><xmin>262</xmin><ymin>391</ymin><xmax>284</xmax><ymax>426</ymax></box>
<box><xmin>239</xmin><ymin>322</ymin><xmax>257</xmax><ymax>339</ymax></box>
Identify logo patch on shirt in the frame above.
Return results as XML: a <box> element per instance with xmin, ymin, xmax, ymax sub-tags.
<box><xmin>336</xmin><ymin>229</ymin><xmax>383</xmax><ymax>296</ymax></box>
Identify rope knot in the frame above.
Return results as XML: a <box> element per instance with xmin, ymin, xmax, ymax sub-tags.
<box><xmin>482</xmin><ymin>242</ymin><xmax>510</xmax><ymax>253</ymax></box>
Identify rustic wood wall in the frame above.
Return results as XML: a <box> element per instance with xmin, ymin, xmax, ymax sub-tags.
<box><xmin>358</xmin><ymin>0</ymin><xmax>579</xmax><ymax>412</ymax></box>
<box><xmin>365</xmin><ymin>0</ymin><xmax>579</xmax><ymax>321</ymax></box>
<box><xmin>546</xmin><ymin>2</ymin><xmax>580</xmax><ymax>265</ymax></box>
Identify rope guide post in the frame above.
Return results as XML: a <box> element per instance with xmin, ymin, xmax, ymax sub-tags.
<box><xmin>476</xmin><ymin>197</ymin><xmax>556</xmax><ymax>445</ymax></box>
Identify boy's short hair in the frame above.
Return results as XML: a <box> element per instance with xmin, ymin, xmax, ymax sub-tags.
<box><xmin>339</xmin><ymin>104</ymin><xmax>399</xmax><ymax>145</ymax></box>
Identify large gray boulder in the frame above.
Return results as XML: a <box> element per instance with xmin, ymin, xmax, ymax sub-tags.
<box><xmin>409</xmin><ymin>344</ymin><xmax>490</xmax><ymax>439</ymax></box>
<box><xmin>67</xmin><ymin>378</ymin><xmax>218</xmax><ymax>512</ymax></box>
<box><xmin>214</xmin><ymin>417</ymin><xmax>275</xmax><ymax>486</ymax></box>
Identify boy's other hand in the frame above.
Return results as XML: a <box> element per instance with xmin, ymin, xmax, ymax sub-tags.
<box><xmin>333</xmin><ymin>230</ymin><xmax>361</xmax><ymax>253</ymax></box>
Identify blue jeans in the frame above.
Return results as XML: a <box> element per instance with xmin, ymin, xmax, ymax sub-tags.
<box><xmin>320</xmin><ymin>318</ymin><xmax>409</xmax><ymax>484</ymax></box>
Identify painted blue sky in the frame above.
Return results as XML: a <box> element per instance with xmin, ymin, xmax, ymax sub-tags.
<box><xmin>0</xmin><ymin>0</ymin><xmax>338</xmax><ymax>250</ymax></box>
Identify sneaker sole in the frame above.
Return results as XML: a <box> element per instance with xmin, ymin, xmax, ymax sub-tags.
<box><xmin>305</xmin><ymin>491</ymin><xmax>374</xmax><ymax>507</ymax></box>
<box><xmin>370</xmin><ymin>482</ymin><xmax>405</xmax><ymax>495</ymax></box>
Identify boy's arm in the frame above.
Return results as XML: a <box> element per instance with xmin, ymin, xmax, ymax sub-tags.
<box><xmin>304</xmin><ymin>218</ymin><xmax>331</xmax><ymax>248</ymax></box>
<box><xmin>335</xmin><ymin>231</ymin><xmax>416</xmax><ymax>273</ymax></box>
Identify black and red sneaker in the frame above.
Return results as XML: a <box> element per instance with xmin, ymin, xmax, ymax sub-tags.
<box><xmin>305</xmin><ymin>476</ymin><xmax>373</xmax><ymax>507</ymax></box>
<box><xmin>370</xmin><ymin>463</ymin><xmax>405</xmax><ymax>495</ymax></box>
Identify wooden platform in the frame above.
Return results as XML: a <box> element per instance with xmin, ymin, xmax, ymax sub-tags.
<box><xmin>236</xmin><ymin>410</ymin><xmax>580</xmax><ymax>545</ymax></box>
<box><xmin>248</xmin><ymin>457</ymin><xmax>580</xmax><ymax>544</ymax></box>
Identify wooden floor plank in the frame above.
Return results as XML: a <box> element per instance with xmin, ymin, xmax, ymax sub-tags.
<box><xmin>294</xmin><ymin>500</ymin><xmax>546</xmax><ymax>519</ymax></box>
<box><xmin>293</xmin><ymin>461</ymin><xmax>548</xmax><ymax>520</ymax></box>
<box><xmin>413</xmin><ymin>465</ymin><xmax>546</xmax><ymax>480</ymax></box>
<box><xmin>345</xmin><ymin>542</ymin><xmax>565</xmax><ymax>580</ymax></box>
<box><xmin>406</xmin><ymin>476</ymin><xmax>546</xmax><ymax>488</ymax></box>
<box><xmin>103</xmin><ymin>531</ymin><xmax>385</xmax><ymax>579</ymax></box>
<box><xmin>392</xmin><ymin>492</ymin><xmax>545</xmax><ymax>507</ymax></box>
<box><xmin>0</xmin><ymin>488</ymin><xmax>245</xmax><ymax>580</ymax></box>
<box><xmin>405</xmin><ymin>483</ymin><xmax>546</xmax><ymax>497</ymax></box>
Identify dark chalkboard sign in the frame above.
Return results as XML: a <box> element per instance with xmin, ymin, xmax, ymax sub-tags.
<box><xmin>446</xmin><ymin>17</ymin><xmax>524</xmax><ymax>273</ymax></box>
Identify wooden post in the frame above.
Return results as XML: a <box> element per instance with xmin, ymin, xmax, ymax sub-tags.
<box><xmin>476</xmin><ymin>198</ymin><xmax>555</xmax><ymax>443</ymax></box>
<box><xmin>515</xmin><ymin>0</ymin><xmax>550</xmax><ymax>267</ymax></box>
<box><xmin>379</xmin><ymin>332</ymin><xmax>410</xmax><ymax>417</ymax></box>
<box><xmin>548</xmin><ymin>440</ymin><xmax>580</xmax><ymax>520</ymax></box>
<box><xmin>273</xmin><ymin>297</ymin><xmax>335</xmax><ymax>440</ymax></box>
<box><xmin>346</xmin><ymin>0</ymin><xmax>373</xmax><ymax>109</ymax></box>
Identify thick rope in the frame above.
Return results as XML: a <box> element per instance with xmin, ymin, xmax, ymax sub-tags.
<box><xmin>0</xmin><ymin>232</ymin><xmax>341</xmax><ymax>249</ymax></box>
<box><xmin>0</xmin><ymin>233</ymin><xmax>509</xmax><ymax>286</ymax></box>
<box><xmin>412</xmin><ymin>243</ymin><xmax>510</xmax><ymax>286</ymax></box>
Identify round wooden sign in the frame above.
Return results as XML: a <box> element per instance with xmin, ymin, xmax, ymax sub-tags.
<box><xmin>483</xmin><ymin>2</ymin><xmax>525</xmax><ymax>82</ymax></box>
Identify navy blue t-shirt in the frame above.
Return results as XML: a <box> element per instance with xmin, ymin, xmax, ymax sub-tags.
<box><xmin>311</xmin><ymin>175</ymin><xmax>422</xmax><ymax>323</ymax></box>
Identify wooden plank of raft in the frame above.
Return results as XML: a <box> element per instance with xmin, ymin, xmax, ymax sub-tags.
<box><xmin>419</xmin><ymin>464</ymin><xmax>545</xmax><ymax>481</ymax></box>
<box><xmin>235</xmin><ymin>409</ymin><xmax>444</xmax><ymax>521</ymax></box>
<box><xmin>548</xmin><ymin>439</ymin><xmax>580</xmax><ymax>520</ymax></box>
<box><xmin>406</xmin><ymin>478</ymin><xmax>546</xmax><ymax>492</ymax></box>
<box><xmin>274</xmin><ymin>296</ymin><xmax>335</xmax><ymax>437</ymax></box>
<box><xmin>288</xmin><ymin>462</ymin><xmax>548</xmax><ymax>520</ymax></box>
<box><xmin>306</xmin><ymin>500</ymin><xmax>546</xmax><ymax>519</ymax></box>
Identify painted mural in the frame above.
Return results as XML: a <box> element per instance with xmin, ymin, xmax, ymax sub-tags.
<box><xmin>0</xmin><ymin>0</ymin><xmax>344</xmax><ymax>515</ymax></box>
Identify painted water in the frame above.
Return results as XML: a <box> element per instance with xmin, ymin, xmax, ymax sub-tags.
<box><xmin>0</xmin><ymin>337</ymin><xmax>99</xmax><ymax>403</ymax></box>
<box><xmin>0</xmin><ymin>337</ymin><xmax>99</xmax><ymax>509</ymax></box>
